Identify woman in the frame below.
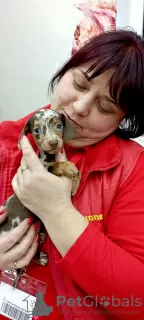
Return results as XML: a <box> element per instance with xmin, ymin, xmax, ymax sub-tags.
<box><xmin>0</xmin><ymin>29</ymin><xmax>144</xmax><ymax>320</ymax></box>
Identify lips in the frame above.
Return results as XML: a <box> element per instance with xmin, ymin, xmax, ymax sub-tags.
<box><xmin>63</xmin><ymin>111</ymin><xmax>82</xmax><ymax>128</ymax></box>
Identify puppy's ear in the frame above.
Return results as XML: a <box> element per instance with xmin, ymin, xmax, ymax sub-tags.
<box><xmin>21</xmin><ymin>120</ymin><xmax>31</xmax><ymax>136</ymax></box>
<box><xmin>18</xmin><ymin>119</ymin><xmax>31</xmax><ymax>149</ymax></box>
<box><xmin>59</xmin><ymin>114</ymin><xmax>76</xmax><ymax>140</ymax></box>
<box><xmin>63</xmin><ymin>119</ymin><xmax>76</xmax><ymax>140</ymax></box>
<box><xmin>59</xmin><ymin>114</ymin><xmax>66</xmax><ymax>127</ymax></box>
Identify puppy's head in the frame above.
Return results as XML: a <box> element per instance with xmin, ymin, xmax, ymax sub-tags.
<box><xmin>19</xmin><ymin>109</ymin><xmax>76</xmax><ymax>154</ymax></box>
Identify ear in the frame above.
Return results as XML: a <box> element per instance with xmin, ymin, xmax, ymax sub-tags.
<box><xmin>18</xmin><ymin>119</ymin><xmax>31</xmax><ymax>149</ymax></box>
<box><xmin>59</xmin><ymin>113</ymin><xmax>66</xmax><ymax>127</ymax></box>
<box><xmin>21</xmin><ymin>120</ymin><xmax>31</xmax><ymax>135</ymax></box>
<box><xmin>63</xmin><ymin>119</ymin><xmax>76</xmax><ymax>140</ymax></box>
<box><xmin>58</xmin><ymin>113</ymin><xmax>76</xmax><ymax>140</ymax></box>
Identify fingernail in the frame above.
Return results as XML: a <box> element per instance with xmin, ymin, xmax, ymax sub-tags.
<box><xmin>27</xmin><ymin>216</ymin><xmax>35</xmax><ymax>225</ymax></box>
<box><xmin>36</xmin><ymin>233</ymin><xmax>40</xmax><ymax>243</ymax></box>
<box><xmin>0</xmin><ymin>208</ymin><xmax>6</xmax><ymax>215</ymax></box>
<box><xmin>33</xmin><ymin>221</ymin><xmax>41</xmax><ymax>232</ymax></box>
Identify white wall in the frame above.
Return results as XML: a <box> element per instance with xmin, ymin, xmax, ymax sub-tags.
<box><xmin>0</xmin><ymin>0</ymin><xmax>143</xmax><ymax>121</ymax></box>
<box><xmin>116</xmin><ymin>0</ymin><xmax>143</xmax><ymax>35</ymax></box>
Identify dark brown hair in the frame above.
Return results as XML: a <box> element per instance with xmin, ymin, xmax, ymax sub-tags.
<box><xmin>49</xmin><ymin>29</ymin><xmax>144</xmax><ymax>139</ymax></box>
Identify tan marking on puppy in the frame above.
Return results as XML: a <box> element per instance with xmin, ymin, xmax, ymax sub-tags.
<box><xmin>49</xmin><ymin>161</ymin><xmax>81</xmax><ymax>196</ymax></box>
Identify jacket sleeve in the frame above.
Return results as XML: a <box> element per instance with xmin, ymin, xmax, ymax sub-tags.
<box><xmin>56</xmin><ymin>152</ymin><xmax>144</xmax><ymax>319</ymax></box>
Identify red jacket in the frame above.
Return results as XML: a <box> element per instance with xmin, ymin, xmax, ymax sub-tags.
<box><xmin>1</xmin><ymin>104</ymin><xmax>144</xmax><ymax>320</ymax></box>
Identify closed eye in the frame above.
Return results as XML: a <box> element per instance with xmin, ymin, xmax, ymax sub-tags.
<box><xmin>96</xmin><ymin>100</ymin><xmax>114</xmax><ymax>115</ymax></box>
<box><xmin>73</xmin><ymin>71</ymin><xmax>89</xmax><ymax>92</ymax></box>
<box><xmin>73</xmin><ymin>78</ymin><xmax>86</xmax><ymax>92</ymax></box>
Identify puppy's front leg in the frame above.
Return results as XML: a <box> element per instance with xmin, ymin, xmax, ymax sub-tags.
<box><xmin>48</xmin><ymin>161</ymin><xmax>81</xmax><ymax>196</ymax></box>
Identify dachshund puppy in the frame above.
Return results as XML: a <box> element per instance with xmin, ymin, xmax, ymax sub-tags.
<box><xmin>0</xmin><ymin>109</ymin><xmax>81</xmax><ymax>286</ymax></box>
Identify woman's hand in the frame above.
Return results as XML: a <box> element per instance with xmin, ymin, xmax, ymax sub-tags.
<box><xmin>11</xmin><ymin>136</ymin><xmax>88</xmax><ymax>257</ymax></box>
<box><xmin>12</xmin><ymin>136</ymin><xmax>73</xmax><ymax>224</ymax></box>
<box><xmin>0</xmin><ymin>211</ymin><xmax>39</xmax><ymax>270</ymax></box>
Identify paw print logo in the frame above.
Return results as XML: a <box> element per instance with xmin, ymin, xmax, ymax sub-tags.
<box><xmin>99</xmin><ymin>296</ymin><xmax>110</xmax><ymax>307</ymax></box>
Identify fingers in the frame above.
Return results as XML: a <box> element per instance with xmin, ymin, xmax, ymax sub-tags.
<box><xmin>0</xmin><ymin>218</ymin><xmax>34</xmax><ymax>252</ymax></box>
<box><xmin>11</xmin><ymin>174</ymin><xmax>21</xmax><ymax>199</ymax></box>
<box><xmin>16</xmin><ymin>166</ymin><xmax>24</xmax><ymax>190</ymax></box>
<box><xmin>17</xmin><ymin>157</ymin><xmax>32</xmax><ymax>188</ymax></box>
<box><xmin>4</xmin><ymin>224</ymin><xmax>36</xmax><ymax>261</ymax></box>
<box><xmin>2</xmin><ymin>236</ymin><xmax>38</xmax><ymax>270</ymax></box>
<box><xmin>20</xmin><ymin>136</ymin><xmax>44</xmax><ymax>172</ymax></box>
<box><xmin>0</xmin><ymin>223</ymin><xmax>39</xmax><ymax>270</ymax></box>
<box><xmin>15</xmin><ymin>236</ymin><xmax>38</xmax><ymax>269</ymax></box>
<box><xmin>16</xmin><ymin>157</ymin><xmax>30</xmax><ymax>191</ymax></box>
<box><xmin>12</xmin><ymin>160</ymin><xmax>32</xmax><ymax>197</ymax></box>
<box><xmin>21</xmin><ymin>156</ymin><xmax>27</xmax><ymax>169</ymax></box>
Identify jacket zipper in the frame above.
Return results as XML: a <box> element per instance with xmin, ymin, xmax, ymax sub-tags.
<box><xmin>48</xmin><ymin>236</ymin><xmax>72</xmax><ymax>320</ymax></box>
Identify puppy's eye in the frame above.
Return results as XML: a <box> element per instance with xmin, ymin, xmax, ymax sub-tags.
<box><xmin>34</xmin><ymin>128</ymin><xmax>41</xmax><ymax>134</ymax></box>
<box><xmin>56</xmin><ymin>123</ymin><xmax>63</xmax><ymax>130</ymax></box>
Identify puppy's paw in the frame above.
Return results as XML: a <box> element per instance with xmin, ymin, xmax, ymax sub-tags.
<box><xmin>39</xmin><ymin>232</ymin><xmax>47</xmax><ymax>245</ymax></box>
<box><xmin>38</xmin><ymin>252</ymin><xmax>48</xmax><ymax>266</ymax></box>
<box><xmin>71</xmin><ymin>173</ymin><xmax>81</xmax><ymax>196</ymax></box>
<box><xmin>62</xmin><ymin>161</ymin><xmax>81</xmax><ymax>196</ymax></box>
<box><xmin>50</xmin><ymin>161</ymin><xmax>81</xmax><ymax>196</ymax></box>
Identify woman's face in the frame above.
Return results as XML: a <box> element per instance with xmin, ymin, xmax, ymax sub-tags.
<box><xmin>51</xmin><ymin>67</ymin><xmax>125</xmax><ymax>147</ymax></box>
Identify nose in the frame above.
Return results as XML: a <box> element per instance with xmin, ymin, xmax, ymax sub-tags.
<box><xmin>72</xmin><ymin>98</ymin><xmax>91</xmax><ymax>116</ymax></box>
<box><xmin>49</xmin><ymin>140</ymin><xmax>58</xmax><ymax>148</ymax></box>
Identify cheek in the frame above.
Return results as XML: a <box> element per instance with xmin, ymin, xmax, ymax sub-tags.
<box><xmin>59</xmin><ymin>90</ymin><xmax>70</xmax><ymax>103</ymax></box>
<box><xmin>51</xmin><ymin>86</ymin><xmax>70</xmax><ymax>107</ymax></box>
<box><xmin>88</xmin><ymin>115</ymin><xmax>121</xmax><ymax>133</ymax></box>
<box><xmin>51</xmin><ymin>77</ymin><xmax>75</xmax><ymax>107</ymax></box>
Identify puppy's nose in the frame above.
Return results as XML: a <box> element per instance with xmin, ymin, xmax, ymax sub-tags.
<box><xmin>49</xmin><ymin>140</ymin><xmax>58</xmax><ymax>148</ymax></box>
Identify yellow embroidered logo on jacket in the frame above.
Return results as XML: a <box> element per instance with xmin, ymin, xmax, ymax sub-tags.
<box><xmin>86</xmin><ymin>214</ymin><xmax>103</xmax><ymax>221</ymax></box>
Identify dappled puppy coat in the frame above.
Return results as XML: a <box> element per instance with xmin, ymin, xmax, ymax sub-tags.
<box><xmin>0</xmin><ymin>109</ymin><xmax>81</xmax><ymax>285</ymax></box>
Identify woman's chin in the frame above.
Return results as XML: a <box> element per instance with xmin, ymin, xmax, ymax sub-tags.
<box><xmin>64</xmin><ymin>138</ymin><xmax>95</xmax><ymax>148</ymax></box>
